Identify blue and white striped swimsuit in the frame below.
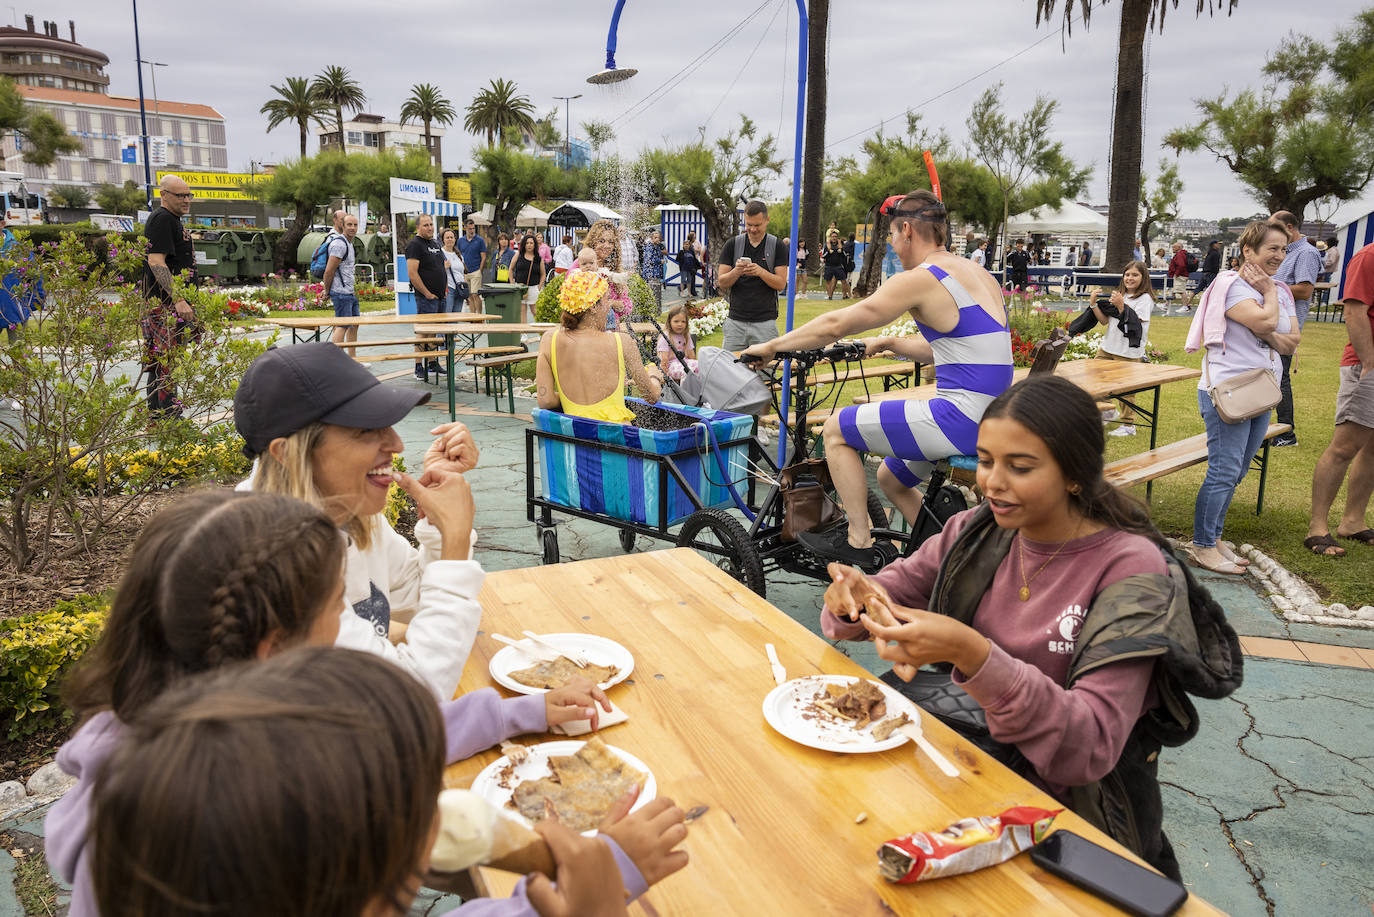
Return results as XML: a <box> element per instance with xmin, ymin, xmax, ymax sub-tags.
<box><xmin>837</xmin><ymin>263</ymin><xmax>1013</xmax><ymax>487</ymax></box>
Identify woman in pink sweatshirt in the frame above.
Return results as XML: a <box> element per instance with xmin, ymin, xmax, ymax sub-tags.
<box><xmin>822</xmin><ymin>375</ymin><xmax>1243</xmax><ymax>879</ymax></box>
<box><xmin>47</xmin><ymin>490</ymin><xmax>672</xmax><ymax>917</ymax></box>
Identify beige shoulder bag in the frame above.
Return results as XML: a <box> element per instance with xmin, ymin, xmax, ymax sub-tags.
<box><xmin>1204</xmin><ymin>346</ymin><xmax>1280</xmax><ymax>424</ymax></box>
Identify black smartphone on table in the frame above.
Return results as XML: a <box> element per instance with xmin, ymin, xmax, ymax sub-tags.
<box><xmin>1030</xmin><ymin>830</ymin><xmax>1188</xmax><ymax>917</ymax></box>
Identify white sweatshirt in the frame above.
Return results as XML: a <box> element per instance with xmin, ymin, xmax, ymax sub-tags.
<box><xmin>237</xmin><ymin>475</ymin><xmax>483</xmax><ymax>700</ymax></box>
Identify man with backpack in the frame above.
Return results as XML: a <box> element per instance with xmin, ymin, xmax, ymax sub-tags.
<box><xmin>717</xmin><ymin>200</ymin><xmax>788</xmax><ymax>351</ymax></box>
<box><xmin>320</xmin><ymin>212</ymin><xmax>359</xmax><ymax>346</ymax></box>
<box><xmin>1167</xmin><ymin>240</ymin><xmax>1194</xmax><ymax>313</ymax></box>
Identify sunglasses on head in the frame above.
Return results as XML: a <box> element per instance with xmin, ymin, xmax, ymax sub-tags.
<box><xmin>880</xmin><ymin>194</ymin><xmax>944</xmax><ymax>221</ymax></box>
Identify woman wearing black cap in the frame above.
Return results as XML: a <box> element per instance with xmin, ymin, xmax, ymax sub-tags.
<box><xmin>234</xmin><ymin>342</ymin><xmax>483</xmax><ymax>700</ymax></box>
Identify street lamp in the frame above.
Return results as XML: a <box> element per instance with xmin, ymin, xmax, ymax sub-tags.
<box><xmin>592</xmin><ymin>0</ymin><xmax>807</xmax><ymax>467</ymax></box>
<box><xmin>553</xmin><ymin>93</ymin><xmax>581</xmax><ymax>167</ymax></box>
<box><xmin>131</xmin><ymin>0</ymin><xmax>153</xmax><ymax>208</ymax></box>
<box><xmin>140</xmin><ymin>58</ymin><xmax>167</xmax><ymax>176</ymax></box>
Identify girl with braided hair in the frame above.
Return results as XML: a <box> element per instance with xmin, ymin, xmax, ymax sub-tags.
<box><xmin>88</xmin><ymin>648</ymin><xmax>688</xmax><ymax>917</ymax></box>
<box><xmin>48</xmin><ymin>491</ymin><xmax>627</xmax><ymax>917</ymax></box>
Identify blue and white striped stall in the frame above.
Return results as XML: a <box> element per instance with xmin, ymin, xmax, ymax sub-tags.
<box><xmin>1335</xmin><ymin>209</ymin><xmax>1374</xmax><ymax>300</ymax></box>
<box><xmin>389</xmin><ymin>176</ymin><xmax>467</xmax><ymax>315</ymax></box>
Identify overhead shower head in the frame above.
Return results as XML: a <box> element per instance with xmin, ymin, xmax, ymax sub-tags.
<box><xmin>587</xmin><ymin>67</ymin><xmax>638</xmax><ymax>85</ymax></box>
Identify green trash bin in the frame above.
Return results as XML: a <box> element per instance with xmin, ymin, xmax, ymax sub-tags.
<box><xmin>480</xmin><ymin>282</ymin><xmax>528</xmax><ymax>347</ymax></box>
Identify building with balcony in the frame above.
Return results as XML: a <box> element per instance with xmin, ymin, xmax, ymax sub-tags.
<box><xmin>5</xmin><ymin>85</ymin><xmax>227</xmax><ymax>197</ymax></box>
<box><xmin>316</xmin><ymin>113</ymin><xmax>443</xmax><ymax>164</ymax></box>
<box><xmin>0</xmin><ymin>15</ymin><xmax>109</xmax><ymax>94</ymax></box>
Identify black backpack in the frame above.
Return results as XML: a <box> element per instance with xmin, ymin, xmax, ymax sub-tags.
<box><xmin>1184</xmin><ymin>251</ymin><xmax>1199</xmax><ymax>272</ymax></box>
<box><xmin>732</xmin><ymin>232</ymin><xmax>779</xmax><ymax>272</ymax></box>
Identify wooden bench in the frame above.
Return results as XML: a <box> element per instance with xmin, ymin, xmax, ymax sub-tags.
<box><xmin>1104</xmin><ymin>422</ymin><xmax>1291</xmax><ymax>513</ymax></box>
<box><xmin>466</xmin><ymin>349</ymin><xmax>533</xmax><ymax>413</ymax></box>
<box><xmin>335</xmin><ymin>337</ymin><xmax>443</xmax><ymax>349</ymax></box>
<box><xmin>757</xmin><ymin>408</ymin><xmax>835</xmax><ymax>435</ymax></box>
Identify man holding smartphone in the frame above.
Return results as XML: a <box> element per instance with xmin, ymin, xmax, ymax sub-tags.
<box><xmin>717</xmin><ymin>200</ymin><xmax>788</xmax><ymax>352</ymax></box>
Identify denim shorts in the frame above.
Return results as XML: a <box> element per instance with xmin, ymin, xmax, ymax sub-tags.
<box><xmin>330</xmin><ymin>292</ymin><xmax>359</xmax><ymax>318</ymax></box>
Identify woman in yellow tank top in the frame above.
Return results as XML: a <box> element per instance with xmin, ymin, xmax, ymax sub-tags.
<box><xmin>535</xmin><ymin>269</ymin><xmax>663</xmax><ymax>423</ymax></box>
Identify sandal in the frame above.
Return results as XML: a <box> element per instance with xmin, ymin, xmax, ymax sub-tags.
<box><xmin>1183</xmin><ymin>544</ymin><xmax>1246</xmax><ymax>575</ymax></box>
<box><xmin>1336</xmin><ymin>528</ymin><xmax>1374</xmax><ymax>546</ymax></box>
<box><xmin>1218</xmin><ymin>540</ymin><xmax>1251</xmax><ymax>566</ymax></box>
<box><xmin>1303</xmin><ymin>534</ymin><xmax>1346</xmax><ymax>557</ymax></box>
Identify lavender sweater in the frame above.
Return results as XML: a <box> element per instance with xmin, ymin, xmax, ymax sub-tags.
<box><xmin>46</xmin><ymin>691</ymin><xmax>646</xmax><ymax>917</ymax></box>
<box><xmin>822</xmin><ymin>508</ymin><xmax>1163</xmax><ymax>795</ymax></box>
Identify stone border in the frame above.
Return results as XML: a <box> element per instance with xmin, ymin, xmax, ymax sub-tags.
<box><xmin>1240</xmin><ymin>543</ymin><xmax>1374</xmax><ymax>628</ymax></box>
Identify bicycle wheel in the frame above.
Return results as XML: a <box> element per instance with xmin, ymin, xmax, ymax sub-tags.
<box><xmin>676</xmin><ymin>508</ymin><xmax>766</xmax><ymax>597</ymax></box>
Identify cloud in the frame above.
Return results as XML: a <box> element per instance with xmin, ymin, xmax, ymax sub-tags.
<box><xmin>48</xmin><ymin>0</ymin><xmax>1374</xmax><ymax>224</ymax></box>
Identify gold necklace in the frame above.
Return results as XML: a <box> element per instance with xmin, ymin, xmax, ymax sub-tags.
<box><xmin>1016</xmin><ymin>522</ymin><xmax>1080</xmax><ymax>601</ymax></box>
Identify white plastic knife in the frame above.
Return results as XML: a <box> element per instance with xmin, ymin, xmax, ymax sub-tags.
<box><xmin>898</xmin><ymin>719</ymin><xmax>960</xmax><ymax>778</ymax></box>
<box><xmin>765</xmin><ymin>643</ymin><xmax>786</xmax><ymax>685</ymax></box>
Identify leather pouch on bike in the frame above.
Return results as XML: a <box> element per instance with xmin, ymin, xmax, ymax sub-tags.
<box><xmin>780</xmin><ymin>459</ymin><xmax>844</xmax><ymax>542</ymax></box>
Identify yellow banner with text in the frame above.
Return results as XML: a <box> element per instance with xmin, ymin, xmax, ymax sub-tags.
<box><xmin>156</xmin><ymin>171</ymin><xmax>259</xmax><ymax>201</ymax></box>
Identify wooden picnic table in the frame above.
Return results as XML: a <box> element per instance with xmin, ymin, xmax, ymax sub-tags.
<box><xmin>414</xmin><ymin>323</ymin><xmax>558</xmax><ymax>419</ymax></box>
<box><xmin>448</xmin><ymin>550</ymin><xmax>1221</xmax><ymax>916</ymax></box>
<box><xmin>262</xmin><ymin>311</ymin><xmax>500</xmax><ymax>344</ymax></box>
<box><xmin>852</xmin><ymin>359</ymin><xmax>1201</xmax><ymax>452</ymax></box>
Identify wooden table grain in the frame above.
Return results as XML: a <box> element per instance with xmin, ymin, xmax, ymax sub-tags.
<box><xmin>447</xmin><ymin>550</ymin><xmax>1223</xmax><ymax>916</ymax></box>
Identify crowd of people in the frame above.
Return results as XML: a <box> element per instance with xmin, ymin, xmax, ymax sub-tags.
<box><xmin>17</xmin><ymin>173</ymin><xmax>1373</xmax><ymax>912</ymax></box>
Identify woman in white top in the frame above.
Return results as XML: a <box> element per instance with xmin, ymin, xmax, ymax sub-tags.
<box><xmin>234</xmin><ymin>342</ymin><xmax>484</xmax><ymax>700</ymax></box>
<box><xmin>1190</xmin><ymin>220</ymin><xmax>1299</xmax><ymax>574</ymax></box>
<box><xmin>1091</xmin><ymin>260</ymin><xmax>1154</xmax><ymax>437</ymax></box>
<box><xmin>440</xmin><ymin>229</ymin><xmax>467</xmax><ymax>314</ymax></box>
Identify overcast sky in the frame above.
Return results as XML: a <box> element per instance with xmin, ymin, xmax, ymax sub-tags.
<box><xmin>45</xmin><ymin>0</ymin><xmax>1374</xmax><ymax>225</ymax></box>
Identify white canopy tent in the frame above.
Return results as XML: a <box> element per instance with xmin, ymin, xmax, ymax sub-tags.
<box><xmin>546</xmin><ymin>200</ymin><xmax>624</xmax><ymax>227</ymax></box>
<box><xmin>469</xmin><ymin>204</ymin><xmax>550</xmax><ymax>229</ymax></box>
<box><xmin>1007</xmin><ymin>202</ymin><xmax>1109</xmax><ymax>235</ymax></box>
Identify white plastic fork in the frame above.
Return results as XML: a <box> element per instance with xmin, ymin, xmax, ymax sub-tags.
<box><xmin>490</xmin><ymin>633</ymin><xmax>561</xmax><ymax>662</ymax></box>
<box><xmin>522</xmin><ymin>630</ymin><xmax>589</xmax><ymax>667</ymax></box>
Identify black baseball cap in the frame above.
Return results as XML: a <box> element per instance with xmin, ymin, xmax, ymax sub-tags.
<box><xmin>234</xmin><ymin>343</ymin><xmax>430</xmax><ymax>457</ymax></box>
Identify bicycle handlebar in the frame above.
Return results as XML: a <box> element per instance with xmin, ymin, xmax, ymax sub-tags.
<box><xmin>737</xmin><ymin>340</ymin><xmax>867</xmax><ymax>366</ymax></box>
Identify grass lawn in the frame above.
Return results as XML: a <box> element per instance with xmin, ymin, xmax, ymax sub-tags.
<box><xmin>691</xmin><ymin>296</ymin><xmax>1373</xmax><ymax>607</ymax></box>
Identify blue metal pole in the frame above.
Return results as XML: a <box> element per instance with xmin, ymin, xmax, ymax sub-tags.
<box><xmin>777</xmin><ymin>0</ymin><xmax>807</xmax><ymax>469</ymax></box>
<box><xmin>605</xmin><ymin>0</ymin><xmax>629</xmax><ymax>70</ymax></box>
<box><xmin>131</xmin><ymin>0</ymin><xmax>153</xmax><ymax>209</ymax></box>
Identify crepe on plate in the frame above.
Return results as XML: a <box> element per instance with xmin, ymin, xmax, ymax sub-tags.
<box><xmin>510</xmin><ymin>737</ymin><xmax>646</xmax><ymax>832</ymax></box>
<box><xmin>509</xmin><ymin>655</ymin><xmax>618</xmax><ymax>690</ymax></box>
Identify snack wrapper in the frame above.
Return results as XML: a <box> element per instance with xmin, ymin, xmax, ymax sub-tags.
<box><xmin>878</xmin><ymin>806</ymin><xmax>1060</xmax><ymax>883</ymax></box>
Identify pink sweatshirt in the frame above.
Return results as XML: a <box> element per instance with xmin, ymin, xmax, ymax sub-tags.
<box><xmin>47</xmin><ymin>692</ymin><xmax>646</xmax><ymax>917</ymax></box>
<box><xmin>822</xmin><ymin>509</ymin><xmax>1163</xmax><ymax>795</ymax></box>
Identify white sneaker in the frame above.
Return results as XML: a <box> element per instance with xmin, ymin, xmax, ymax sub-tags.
<box><xmin>1100</xmin><ymin>407</ymin><xmax>1120</xmax><ymax>421</ymax></box>
<box><xmin>1108</xmin><ymin>424</ymin><xmax>1136</xmax><ymax>437</ymax></box>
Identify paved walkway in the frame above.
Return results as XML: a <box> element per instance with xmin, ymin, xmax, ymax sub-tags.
<box><xmin>4</xmin><ymin>324</ymin><xmax>1372</xmax><ymax>916</ymax></box>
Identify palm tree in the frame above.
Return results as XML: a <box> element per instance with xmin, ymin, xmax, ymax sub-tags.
<box><xmin>260</xmin><ymin>76</ymin><xmax>329</xmax><ymax>158</ymax></box>
<box><xmin>799</xmin><ymin>0</ymin><xmax>829</xmax><ymax>280</ymax></box>
<box><xmin>464</xmin><ymin>78</ymin><xmax>537</xmax><ymax>148</ymax></box>
<box><xmin>310</xmin><ymin>65</ymin><xmax>367</xmax><ymax>143</ymax></box>
<box><xmin>1035</xmin><ymin>0</ymin><xmax>1235</xmax><ymax>270</ymax></box>
<box><xmin>399</xmin><ymin>83</ymin><xmax>456</xmax><ymax>164</ymax></box>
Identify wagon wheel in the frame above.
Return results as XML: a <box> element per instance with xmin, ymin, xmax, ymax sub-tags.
<box><xmin>618</xmin><ymin>528</ymin><xmax>637</xmax><ymax>553</ymax></box>
<box><xmin>540</xmin><ymin>528</ymin><xmax>559</xmax><ymax>565</ymax></box>
<box><xmin>676</xmin><ymin>509</ymin><xmax>766</xmax><ymax>597</ymax></box>
<box><xmin>866</xmin><ymin>492</ymin><xmax>890</xmax><ymax>529</ymax></box>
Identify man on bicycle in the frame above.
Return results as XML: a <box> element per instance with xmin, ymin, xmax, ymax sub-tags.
<box><xmin>742</xmin><ymin>191</ymin><xmax>1013</xmax><ymax>570</ymax></box>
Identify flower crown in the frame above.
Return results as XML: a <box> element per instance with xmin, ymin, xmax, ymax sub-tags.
<box><xmin>560</xmin><ymin>269</ymin><xmax>610</xmax><ymax>314</ymax></box>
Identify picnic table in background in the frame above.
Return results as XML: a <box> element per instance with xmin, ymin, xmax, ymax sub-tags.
<box><xmin>261</xmin><ymin>311</ymin><xmax>500</xmax><ymax>344</ymax></box>
<box><xmin>448</xmin><ymin>549</ymin><xmax>1223</xmax><ymax>916</ymax></box>
<box><xmin>414</xmin><ymin>322</ymin><xmax>556</xmax><ymax>419</ymax></box>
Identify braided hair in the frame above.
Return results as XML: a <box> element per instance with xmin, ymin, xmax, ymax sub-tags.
<box><xmin>65</xmin><ymin>490</ymin><xmax>345</xmax><ymax>721</ymax></box>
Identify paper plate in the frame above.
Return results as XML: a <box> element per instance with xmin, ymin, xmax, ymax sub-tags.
<box><xmin>762</xmin><ymin>674</ymin><xmax>922</xmax><ymax>754</ymax></box>
<box><xmin>489</xmin><ymin>633</ymin><xmax>634</xmax><ymax>695</ymax></box>
<box><xmin>469</xmin><ymin>740</ymin><xmax>656</xmax><ymax>835</ymax></box>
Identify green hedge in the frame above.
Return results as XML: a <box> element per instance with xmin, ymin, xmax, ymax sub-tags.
<box><xmin>535</xmin><ymin>273</ymin><xmax>657</xmax><ymax>324</ymax></box>
<box><xmin>0</xmin><ymin>595</ymin><xmax>108</xmax><ymax>740</ymax></box>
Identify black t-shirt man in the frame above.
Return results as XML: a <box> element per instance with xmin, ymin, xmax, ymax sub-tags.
<box><xmin>718</xmin><ymin>235</ymin><xmax>780</xmax><ymax>322</ymax></box>
<box><xmin>141</xmin><ymin>205</ymin><xmax>194</xmax><ymax>303</ymax></box>
<box><xmin>404</xmin><ymin>234</ymin><xmax>446</xmax><ymax>303</ymax></box>
<box><xmin>822</xmin><ymin>246</ymin><xmax>847</xmax><ymax>269</ymax></box>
